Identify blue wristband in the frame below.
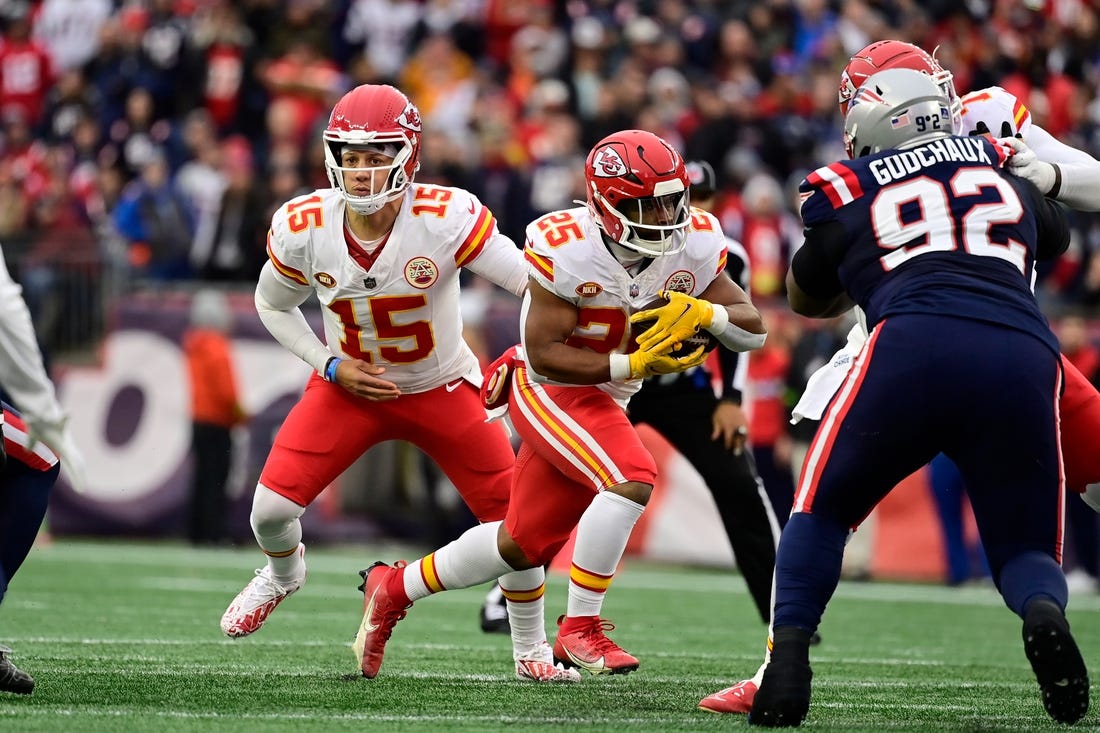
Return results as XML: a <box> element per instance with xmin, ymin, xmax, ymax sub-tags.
<box><xmin>323</xmin><ymin>357</ymin><xmax>342</xmax><ymax>383</ymax></box>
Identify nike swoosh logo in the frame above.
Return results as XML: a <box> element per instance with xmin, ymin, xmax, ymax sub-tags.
<box><xmin>564</xmin><ymin>646</ymin><xmax>606</xmax><ymax>671</ymax></box>
<box><xmin>468</xmin><ymin>201</ymin><xmax>476</xmax><ymax>215</ymax></box>
<box><xmin>445</xmin><ymin>380</ymin><xmax>463</xmax><ymax>392</ymax></box>
<box><xmin>359</xmin><ymin>592</ymin><xmax>380</xmax><ymax>635</ymax></box>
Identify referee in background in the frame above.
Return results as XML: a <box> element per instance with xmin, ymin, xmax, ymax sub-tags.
<box><xmin>625</xmin><ymin>160</ymin><xmax>781</xmax><ymax>626</ymax></box>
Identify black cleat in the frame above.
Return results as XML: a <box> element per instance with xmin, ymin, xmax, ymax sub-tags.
<box><xmin>479</xmin><ymin>589</ymin><xmax>510</xmax><ymax>634</ymax></box>
<box><xmin>0</xmin><ymin>645</ymin><xmax>34</xmax><ymax>695</ymax></box>
<box><xmin>748</xmin><ymin>627</ymin><xmax>813</xmax><ymax>727</ymax></box>
<box><xmin>1022</xmin><ymin>598</ymin><xmax>1089</xmax><ymax>724</ymax></box>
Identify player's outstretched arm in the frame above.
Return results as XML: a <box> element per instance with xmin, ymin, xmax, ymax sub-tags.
<box><xmin>1021</xmin><ymin>124</ymin><xmax>1100</xmax><ymax>212</ymax></box>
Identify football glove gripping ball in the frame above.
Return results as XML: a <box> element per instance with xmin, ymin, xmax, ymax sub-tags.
<box><xmin>626</xmin><ymin>341</ymin><xmax>710</xmax><ymax>379</ymax></box>
<box><xmin>629</xmin><ymin>290</ymin><xmax>715</xmax><ymax>353</ymax></box>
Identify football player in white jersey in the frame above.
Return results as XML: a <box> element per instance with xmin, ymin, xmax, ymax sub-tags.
<box><xmin>701</xmin><ymin>39</ymin><xmax>1100</xmax><ymax>716</ymax></box>
<box><xmin>351</xmin><ymin>129</ymin><xmax>767</xmax><ymax>680</ymax></box>
<box><xmin>219</xmin><ymin>84</ymin><xmax>577</xmax><ymax>682</ymax></box>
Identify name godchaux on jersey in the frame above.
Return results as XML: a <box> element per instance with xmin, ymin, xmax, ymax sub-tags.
<box><xmin>869</xmin><ymin>137</ymin><xmax>992</xmax><ymax>186</ymax></box>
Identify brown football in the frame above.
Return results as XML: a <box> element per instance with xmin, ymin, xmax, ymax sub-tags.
<box><xmin>629</xmin><ymin>296</ymin><xmax>719</xmax><ymax>357</ymax></box>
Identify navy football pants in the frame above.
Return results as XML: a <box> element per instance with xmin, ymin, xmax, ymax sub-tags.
<box><xmin>774</xmin><ymin>314</ymin><xmax>1064</xmax><ymax>630</ymax></box>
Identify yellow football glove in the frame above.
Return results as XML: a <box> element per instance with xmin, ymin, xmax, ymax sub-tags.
<box><xmin>627</xmin><ymin>342</ymin><xmax>710</xmax><ymax>379</ymax></box>
<box><xmin>630</xmin><ymin>290</ymin><xmax>716</xmax><ymax>353</ymax></box>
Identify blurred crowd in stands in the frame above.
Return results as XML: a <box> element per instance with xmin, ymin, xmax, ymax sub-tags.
<box><xmin>4</xmin><ymin>0</ymin><xmax>1100</xmax><ymax>353</ymax></box>
<box><xmin>5</xmin><ymin>0</ymin><xmax>1098</xmax><ymax>582</ymax></box>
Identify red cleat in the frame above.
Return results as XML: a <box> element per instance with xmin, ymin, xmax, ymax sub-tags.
<box><xmin>353</xmin><ymin>561</ymin><xmax>410</xmax><ymax>679</ymax></box>
<box><xmin>699</xmin><ymin>679</ymin><xmax>758</xmax><ymax>714</ymax></box>
<box><xmin>552</xmin><ymin>615</ymin><xmax>639</xmax><ymax>675</ymax></box>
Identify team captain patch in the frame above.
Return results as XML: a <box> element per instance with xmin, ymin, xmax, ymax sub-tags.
<box><xmin>405</xmin><ymin>257</ymin><xmax>439</xmax><ymax>289</ymax></box>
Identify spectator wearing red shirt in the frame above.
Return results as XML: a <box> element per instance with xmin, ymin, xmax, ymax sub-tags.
<box><xmin>256</xmin><ymin>38</ymin><xmax>345</xmax><ymax>147</ymax></box>
<box><xmin>0</xmin><ymin>4</ymin><xmax>54</xmax><ymax>129</ymax></box>
<box><xmin>1059</xmin><ymin>314</ymin><xmax>1100</xmax><ymax>592</ymax></box>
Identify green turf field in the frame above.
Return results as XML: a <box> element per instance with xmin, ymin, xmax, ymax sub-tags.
<box><xmin>0</xmin><ymin>539</ymin><xmax>1096</xmax><ymax>732</ymax></box>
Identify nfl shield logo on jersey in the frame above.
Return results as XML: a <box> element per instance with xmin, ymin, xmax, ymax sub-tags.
<box><xmin>364</xmin><ymin>276</ymin><xmax>377</xmax><ymax>289</ymax></box>
<box><xmin>629</xmin><ymin>283</ymin><xmax>640</xmax><ymax>298</ymax></box>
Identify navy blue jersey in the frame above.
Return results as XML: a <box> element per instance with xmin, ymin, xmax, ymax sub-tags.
<box><xmin>794</xmin><ymin>135</ymin><xmax>1068</xmax><ymax>355</ymax></box>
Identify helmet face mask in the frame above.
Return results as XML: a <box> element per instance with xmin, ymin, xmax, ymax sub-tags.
<box><xmin>839</xmin><ymin>40</ymin><xmax>962</xmax><ymax>132</ymax></box>
<box><xmin>585</xmin><ymin>130</ymin><xmax>691</xmax><ymax>257</ymax></box>
<box><xmin>323</xmin><ymin>85</ymin><xmax>422</xmax><ymax>215</ymax></box>
<box><xmin>843</xmin><ymin>68</ymin><xmax>955</xmax><ymax>159</ymax></box>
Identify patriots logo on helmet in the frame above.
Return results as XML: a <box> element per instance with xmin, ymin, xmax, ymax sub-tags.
<box><xmin>851</xmin><ymin>85</ymin><xmax>887</xmax><ymax>109</ymax></box>
<box><xmin>593</xmin><ymin>147</ymin><xmax>628</xmax><ymax>177</ymax></box>
<box><xmin>398</xmin><ymin>103</ymin><xmax>422</xmax><ymax>132</ymax></box>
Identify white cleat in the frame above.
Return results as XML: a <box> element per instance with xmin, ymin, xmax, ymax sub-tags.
<box><xmin>220</xmin><ymin>544</ymin><xmax>305</xmax><ymax>638</ymax></box>
<box><xmin>515</xmin><ymin>641</ymin><xmax>582</xmax><ymax>683</ymax></box>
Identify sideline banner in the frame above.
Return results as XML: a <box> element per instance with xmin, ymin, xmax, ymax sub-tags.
<box><xmin>49</xmin><ymin>293</ymin><xmax>312</xmax><ymax>537</ymax></box>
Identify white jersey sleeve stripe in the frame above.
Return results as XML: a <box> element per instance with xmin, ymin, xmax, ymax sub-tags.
<box><xmin>455</xmin><ymin>206</ymin><xmax>495</xmax><ymax>266</ymax></box>
<box><xmin>266</xmin><ymin>232</ymin><xmax>309</xmax><ymax>285</ymax></box>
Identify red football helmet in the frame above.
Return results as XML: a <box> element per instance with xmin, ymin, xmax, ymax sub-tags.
<box><xmin>838</xmin><ymin>40</ymin><xmax>961</xmax><ymax>130</ymax></box>
<box><xmin>323</xmin><ymin>84</ymin><xmax>422</xmax><ymax>215</ymax></box>
<box><xmin>584</xmin><ymin>130</ymin><xmax>690</xmax><ymax>257</ymax></box>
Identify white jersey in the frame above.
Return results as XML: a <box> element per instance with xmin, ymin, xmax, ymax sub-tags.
<box><xmin>960</xmin><ymin>86</ymin><xmax>1034</xmax><ymax>141</ymax></box>
<box><xmin>266</xmin><ymin>185</ymin><xmax>525</xmax><ymax>393</ymax></box>
<box><xmin>962</xmin><ymin>85</ymin><xmax>1100</xmax><ymax>210</ymax></box>
<box><xmin>521</xmin><ymin>205</ymin><xmax>728</xmax><ymax>404</ymax></box>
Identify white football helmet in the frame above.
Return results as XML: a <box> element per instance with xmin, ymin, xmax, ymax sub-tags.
<box><xmin>843</xmin><ymin>68</ymin><xmax>955</xmax><ymax>159</ymax></box>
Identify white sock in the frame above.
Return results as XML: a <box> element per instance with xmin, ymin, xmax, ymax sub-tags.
<box><xmin>751</xmin><ymin>657</ymin><xmax>768</xmax><ymax>686</ymax></box>
<box><xmin>499</xmin><ymin>566</ymin><xmax>547</xmax><ymax>657</ymax></box>
<box><xmin>403</xmin><ymin>521</ymin><xmax>512</xmax><ymax>602</ymax></box>
<box><xmin>566</xmin><ymin>491</ymin><xmax>644</xmax><ymax>618</ymax></box>
<box><xmin>250</xmin><ymin>485</ymin><xmax>306</xmax><ymax>585</ymax></box>
<box><xmin>484</xmin><ymin>582</ymin><xmax>505</xmax><ymax>606</ymax></box>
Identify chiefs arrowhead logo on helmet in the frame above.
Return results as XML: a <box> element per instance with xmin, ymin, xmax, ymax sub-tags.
<box><xmin>398</xmin><ymin>103</ymin><xmax>422</xmax><ymax>133</ymax></box>
<box><xmin>593</xmin><ymin>147</ymin><xmax>628</xmax><ymax>177</ymax></box>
